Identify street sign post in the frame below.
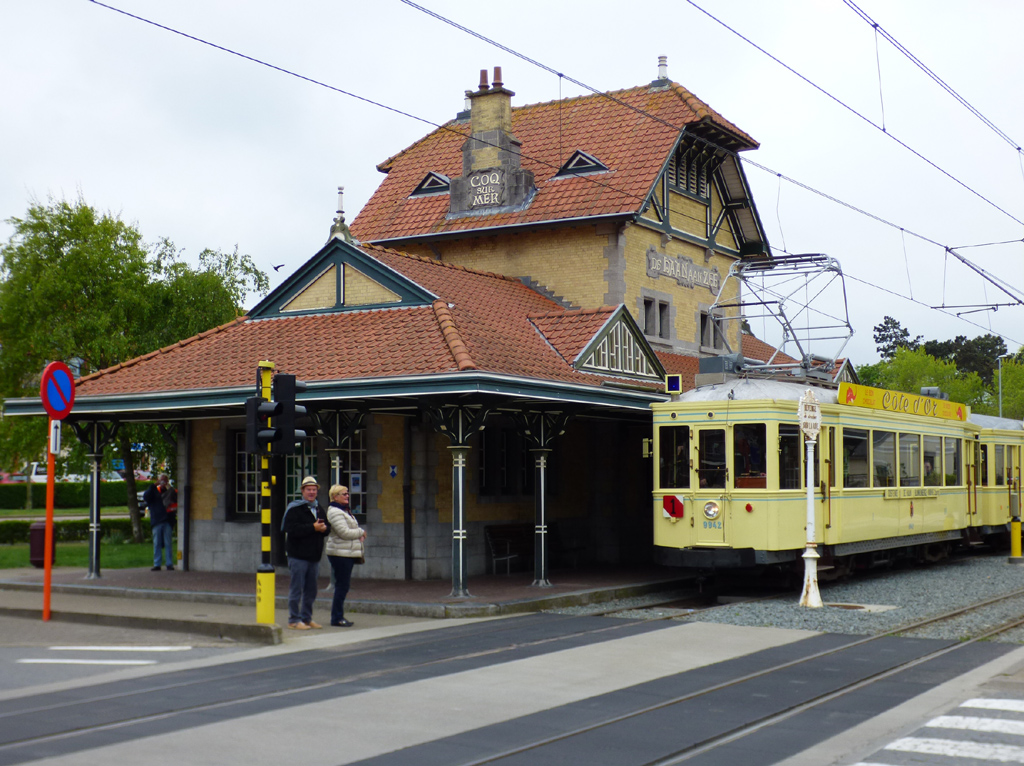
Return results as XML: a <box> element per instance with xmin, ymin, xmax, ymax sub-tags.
<box><xmin>39</xmin><ymin>362</ymin><xmax>75</xmax><ymax>621</ymax></box>
<box><xmin>798</xmin><ymin>389</ymin><xmax>823</xmax><ymax>608</ymax></box>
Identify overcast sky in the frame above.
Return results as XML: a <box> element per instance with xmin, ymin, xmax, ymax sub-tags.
<box><xmin>2</xmin><ymin>0</ymin><xmax>1022</xmax><ymax>366</ymax></box>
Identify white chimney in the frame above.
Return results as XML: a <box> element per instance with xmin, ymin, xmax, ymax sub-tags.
<box><xmin>658</xmin><ymin>55</ymin><xmax>668</xmax><ymax>80</ymax></box>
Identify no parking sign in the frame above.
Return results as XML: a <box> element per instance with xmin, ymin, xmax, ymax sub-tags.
<box><xmin>40</xmin><ymin>361</ymin><xmax>75</xmax><ymax>420</ymax></box>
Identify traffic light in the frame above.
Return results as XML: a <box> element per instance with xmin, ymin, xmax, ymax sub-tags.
<box><xmin>272</xmin><ymin>374</ymin><xmax>307</xmax><ymax>454</ymax></box>
<box><xmin>244</xmin><ymin>396</ymin><xmax>281</xmax><ymax>453</ymax></box>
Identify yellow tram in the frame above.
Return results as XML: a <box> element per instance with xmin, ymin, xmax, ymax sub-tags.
<box><xmin>652</xmin><ymin>377</ymin><xmax>1023</xmax><ymax>573</ymax></box>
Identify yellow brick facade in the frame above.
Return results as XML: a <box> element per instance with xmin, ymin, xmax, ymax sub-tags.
<box><xmin>344</xmin><ymin>264</ymin><xmax>401</xmax><ymax>306</ymax></box>
<box><xmin>376</xmin><ymin>414</ymin><xmax>406</xmax><ymax>523</ymax></box>
<box><xmin>190</xmin><ymin>419</ymin><xmax>219</xmax><ymax>521</ymax></box>
<box><xmin>282</xmin><ymin>265</ymin><xmax>336</xmax><ymax>311</ymax></box>
<box><xmin>403</xmin><ymin>227</ymin><xmax>611</xmax><ymax>310</ymax></box>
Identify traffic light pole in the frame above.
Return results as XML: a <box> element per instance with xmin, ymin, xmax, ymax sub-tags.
<box><xmin>255</xmin><ymin>361</ymin><xmax>276</xmax><ymax>625</ymax></box>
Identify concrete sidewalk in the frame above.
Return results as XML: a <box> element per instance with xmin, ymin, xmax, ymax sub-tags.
<box><xmin>0</xmin><ymin>564</ymin><xmax>690</xmax><ymax>645</ymax></box>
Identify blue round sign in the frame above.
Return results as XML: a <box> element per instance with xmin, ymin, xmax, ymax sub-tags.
<box><xmin>40</xmin><ymin>361</ymin><xmax>75</xmax><ymax>420</ymax></box>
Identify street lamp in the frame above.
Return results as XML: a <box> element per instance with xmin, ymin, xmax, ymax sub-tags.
<box><xmin>999</xmin><ymin>354</ymin><xmax>1013</xmax><ymax>418</ymax></box>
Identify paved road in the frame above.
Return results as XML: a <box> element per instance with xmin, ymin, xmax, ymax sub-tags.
<box><xmin>0</xmin><ymin>613</ymin><xmax>1022</xmax><ymax>766</ymax></box>
<box><xmin>0</xmin><ymin>615</ymin><xmax>246</xmax><ymax>693</ymax></box>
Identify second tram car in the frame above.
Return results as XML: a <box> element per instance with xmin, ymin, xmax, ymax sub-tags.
<box><xmin>653</xmin><ymin>376</ymin><xmax>1023</xmax><ymax>573</ymax></box>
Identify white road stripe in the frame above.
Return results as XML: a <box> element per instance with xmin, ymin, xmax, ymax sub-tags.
<box><xmin>928</xmin><ymin>715</ymin><xmax>1024</xmax><ymax>736</ymax></box>
<box><xmin>48</xmin><ymin>646</ymin><xmax>192</xmax><ymax>652</ymax></box>
<box><xmin>963</xmin><ymin>698</ymin><xmax>1024</xmax><ymax>713</ymax></box>
<box><xmin>886</xmin><ymin>736</ymin><xmax>1024</xmax><ymax>761</ymax></box>
<box><xmin>17</xmin><ymin>659</ymin><xmax>158</xmax><ymax>666</ymax></box>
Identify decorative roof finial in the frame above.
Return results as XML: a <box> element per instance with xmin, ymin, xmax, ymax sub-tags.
<box><xmin>329</xmin><ymin>186</ymin><xmax>355</xmax><ymax>243</ymax></box>
<box><xmin>658</xmin><ymin>55</ymin><xmax>668</xmax><ymax>81</ymax></box>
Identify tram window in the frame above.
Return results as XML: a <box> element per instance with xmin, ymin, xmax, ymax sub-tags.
<box><xmin>843</xmin><ymin>428</ymin><xmax>869</xmax><ymax>488</ymax></box>
<box><xmin>697</xmin><ymin>429</ymin><xmax>726</xmax><ymax>488</ymax></box>
<box><xmin>995</xmin><ymin>445</ymin><xmax>1006</xmax><ymax>485</ymax></box>
<box><xmin>733</xmin><ymin>424</ymin><xmax>767</xmax><ymax>488</ymax></box>
<box><xmin>944</xmin><ymin>438</ymin><xmax>962</xmax><ymax>486</ymax></box>
<box><xmin>659</xmin><ymin>425</ymin><xmax>690</xmax><ymax>489</ymax></box>
<box><xmin>923</xmin><ymin>435</ymin><xmax>942</xmax><ymax>486</ymax></box>
<box><xmin>899</xmin><ymin>434</ymin><xmax>921</xmax><ymax>487</ymax></box>
<box><xmin>873</xmin><ymin>431</ymin><xmax>897</xmax><ymax>487</ymax></box>
<box><xmin>779</xmin><ymin>424</ymin><xmax>802</xmax><ymax>489</ymax></box>
<box><xmin>980</xmin><ymin>444</ymin><xmax>989</xmax><ymax>486</ymax></box>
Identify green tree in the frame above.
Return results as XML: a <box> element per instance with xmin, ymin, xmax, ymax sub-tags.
<box><xmin>861</xmin><ymin>347</ymin><xmax>986</xmax><ymax>408</ymax></box>
<box><xmin>923</xmin><ymin>334</ymin><xmax>1007</xmax><ymax>386</ymax></box>
<box><xmin>873</xmin><ymin>316</ymin><xmax>922</xmax><ymax>361</ymax></box>
<box><xmin>0</xmin><ymin>197</ymin><xmax>268</xmax><ymax>538</ymax></box>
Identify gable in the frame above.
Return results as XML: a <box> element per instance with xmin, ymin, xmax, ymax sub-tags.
<box><xmin>576</xmin><ymin>306</ymin><xmax>664</xmax><ymax>381</ymax></box>
<box><xmin>249</xmin><ymin>239</ymin><xmax>436</xmax><ymax>319</ymax></box>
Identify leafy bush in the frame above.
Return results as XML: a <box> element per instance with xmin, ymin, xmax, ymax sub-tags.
<box><xmin>0</xmin><ymin>480</ymin><xmax>153</xmax><ymax>509</ymax></box>
<box><xmin>0</xmin><ymin>517</ymin><xmax>153</xmax><ymax>544</ymax></box>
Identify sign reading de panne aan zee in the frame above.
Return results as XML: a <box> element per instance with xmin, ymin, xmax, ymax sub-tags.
<box><xmin>646</xmin><ymin>247</ymin><xmax>720</xmax><ymax>293</ymax></box>
<box><xmin>838</xmin><ymin>382</ymin><xmax>967</xmax><ymax>422</ymax></box>
<box><xmin>469</xmin><ymin>169</ymin><xmax>505</xmax><ymax>209</ymax></box>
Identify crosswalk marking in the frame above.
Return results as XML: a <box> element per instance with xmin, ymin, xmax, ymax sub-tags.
<box><xmin>18</xmin><ymin>659</ymin><xmax>158</xmax><ymax>666</ymax></box>
<box><xmin>962</xmin><ymin>698</ymin><xmax>1024</xmax><ymax>713</ymax></box>
<box><xmin>48</xmin><ymin>646</ymin><xmax>192</xmax><ymax>652</ymax></box>
<box><xmin>927</xmin><ymin>715</ymin><xmax>1024</xmax><ymax>736</ymax></box>
<box><xmin>885</xmin><ymin>736</ymin><xmax>1024</xmax><ymax>761</ymax></box>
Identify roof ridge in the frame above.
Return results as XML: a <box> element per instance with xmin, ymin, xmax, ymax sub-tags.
<box><xmin>75</xmin><ymin>315</ymin><xmax>249</xmax><ymax>385</ymax></box>
<box><xmin>374</xmin><ymin>82</ymin><xmax>679</xmax><ymax>173</ymax></box>
<box><xmin>361</xmin><ymin>242</ymin><xmax>522</xmax><ymax>283</ymax></box>
<box><xmin>431</xmin><ymin>300</ymin><xmax>476</xmax><ymax>371</ymax></box>
<box><xmin>528</xmin><ymin>306</ymin><xmax>616</xmax><ymax>320</ymax></box>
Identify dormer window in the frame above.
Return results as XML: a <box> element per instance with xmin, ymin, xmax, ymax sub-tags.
<box><xmin>555</xmin><ymin>150</ymin><xmax>608</xmax><ymax>178</ymax></box>
<box><xmin>410</xmin><ymin>172</ymin><xmax>451</xmax><ymax>197</ymax></box>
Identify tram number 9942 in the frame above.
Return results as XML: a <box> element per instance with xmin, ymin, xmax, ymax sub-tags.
<box><xmin>702</xmin><ymin>520</ymin><xmax>723</xmax><ymax>529</ymax></box>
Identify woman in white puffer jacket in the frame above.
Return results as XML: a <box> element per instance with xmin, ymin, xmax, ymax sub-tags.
<box><xmin>325</xmin><ymin>484</ymin><xmax>366</xmax><ymax>627</ymax></box>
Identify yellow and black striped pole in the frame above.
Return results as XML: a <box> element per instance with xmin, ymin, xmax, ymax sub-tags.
<box><xmin>256</xmin><ymin>360</ymin><xmax>276</xmax><ymax>623</ymax></box>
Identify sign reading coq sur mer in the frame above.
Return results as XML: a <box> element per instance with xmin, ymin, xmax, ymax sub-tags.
<box><xmin>838</xmin><ymin>382</ymin><xmax>967</xmax><ymax>422</ymax></box>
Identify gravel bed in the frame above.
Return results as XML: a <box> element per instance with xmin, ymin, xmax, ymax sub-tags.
<box><xmin>549</xmin><ymin>554</ymin><xmax>1024</xmax><ymax>642</ymax></box>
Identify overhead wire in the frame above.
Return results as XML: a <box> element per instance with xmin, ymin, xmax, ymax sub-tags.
<box><xmin>84</xmin><ymin>0</ymin><xmax>1022</xmax><ymax>347</ymax></box>
<box><xmin>679</xmin><ymin>0</ymin><xmax>1024</xmax><ymax>228</ymax></box>
<box><xmin>842</xmin><ymin>0</ymin><xmax>1023</xmax><ymax>154</ymax></box>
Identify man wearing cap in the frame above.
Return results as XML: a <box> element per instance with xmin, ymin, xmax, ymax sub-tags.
<box><xmin>282</xmin><ymin>476</ymin><xmax>331</xmax><ymax>630</ymax></box>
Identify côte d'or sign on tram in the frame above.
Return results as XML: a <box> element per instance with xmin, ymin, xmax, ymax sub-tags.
<box><xmin>652</xmin><ymin>377</ymin><xmax>1023</xmax><ymax>576</ymax></box>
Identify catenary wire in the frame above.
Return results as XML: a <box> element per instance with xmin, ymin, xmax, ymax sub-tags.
<box><xmin>84</xmin><ymin>0</ymin><xmax>1023</xmax><ymax>347</ymax></box>
<box><xmin>678</xmin><ymin>0</ymin><xmax>1024</xmax><ymax>228</ymax></box>
<box><xmin>842</xmin><ymin>0</ymin><xmax>1022</xmax><ymax>153</ymax></box>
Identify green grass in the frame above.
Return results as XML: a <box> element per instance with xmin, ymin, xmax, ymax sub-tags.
<box><xmin>0</xmin><ymin>507</ymin><xmax>131</xmax><ymax>518</ymax></box>
<box><xmin>0</xmin><ymin>541</ymin><xmax>157</xmax><ymax>569</ymax></box>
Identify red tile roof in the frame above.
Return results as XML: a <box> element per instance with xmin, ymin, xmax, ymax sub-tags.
<box><xmin>75</xmin><ymin>244</ymin><xmax>656</xmax><ymax>398</ymax></box>
<box><xmin>741</xmin><ymin>332</ymin><xmax>799</xmax><ymax>366</ymax></box>
<box><xmin>656</xmin><ymin>351</ymin><xmax>701</xmax><ymax>392</ymax></box>
<box><xmin>351</xmin><ymin>82</ymin><xmax>757</xmax><ymax>243</ymax></box>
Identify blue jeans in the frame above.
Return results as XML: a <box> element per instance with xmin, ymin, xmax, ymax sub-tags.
<box><xmin>152</xmin><ymin>522</ymin><xmax>173</xmax><ymax>567</ymax></box>
<box><xmin>328</xmin><ymin>555</ymin><xmax>355</xmax><ymax>624</ymax></box>
<box><xmin>287</xmin><ymin>558</ymin><xmax>320</xmax><ymax>624</ymax></box>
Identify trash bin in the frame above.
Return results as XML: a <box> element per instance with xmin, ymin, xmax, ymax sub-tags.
<box><xmin>29</xmin><ymin>522</ymin><xmax>55</xmax><ymax>568</ymax></box>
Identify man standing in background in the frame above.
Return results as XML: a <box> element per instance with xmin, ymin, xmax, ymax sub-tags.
<box><xmin>143</xmin><ymin>474</ymin><xmax>174</xmax><ymax>571</ymax></box>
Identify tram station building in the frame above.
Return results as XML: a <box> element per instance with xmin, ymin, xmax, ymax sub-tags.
<box><xmin>7</xmin><ymin>60</ymin><xmax>776</xmax><ymax>588</ymax></box>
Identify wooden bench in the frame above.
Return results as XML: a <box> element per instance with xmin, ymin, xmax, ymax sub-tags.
<box><xmin>484</xmin><ymin>523</ymin><xmax>534</xmax><ymax>575</ymax></box>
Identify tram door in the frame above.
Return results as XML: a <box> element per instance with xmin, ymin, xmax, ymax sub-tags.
<box><xmin>694</xmin><ymin>428</ymin><xmax>727</xmax><ymax>545</ymax></box>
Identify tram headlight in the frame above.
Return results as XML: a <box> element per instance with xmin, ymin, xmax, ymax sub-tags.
<box><xmin>703</xmin><ymin>501</ymin><xmax>720</xmax><ymax>520</ymax></box>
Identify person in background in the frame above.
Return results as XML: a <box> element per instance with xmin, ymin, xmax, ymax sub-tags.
<box><xmin>143</xmin><ymin>474</ymin><xmax>174</xmax><ymax>571</ymax></box>
<box><xmin>282</xmin><ymin>476</ymin><xmax>331</xmax><ymax>630</ymax></box>
<box><xmin>924</xmin><ymin>459</ymin><xmax>942</xmax><ymax>486</ymax></box>
<box><xmin>325</xmin><ymin>484</ymin><xmax>366</xmax><ymax>628</ymax></box>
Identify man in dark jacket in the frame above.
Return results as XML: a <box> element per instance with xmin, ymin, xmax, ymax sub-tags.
<box><xmin>143</xmin><ymin>474</ymin><xmax>174</xmax><ymax>571</ymax></box>
<box><xmin>282</xmin><ymin>476</ymin><xmax>330</xmax><ymax>629</ymax></box>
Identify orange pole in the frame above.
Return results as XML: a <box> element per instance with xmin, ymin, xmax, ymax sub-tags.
<box><xmin>43</xmin><ymin>419</ymin><xmax>55</xmax><ymax>621</ymax></box>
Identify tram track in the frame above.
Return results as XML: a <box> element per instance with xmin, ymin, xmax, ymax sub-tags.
<box><xmin>441</xmin><ymin>585</ymin><xmax>1024</xmax><ymax>766</ymax></box>
<box><xmin>3</xmin><ymin>583</ymin><xmax>1023</xmax><ymax>765</ymax></box>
